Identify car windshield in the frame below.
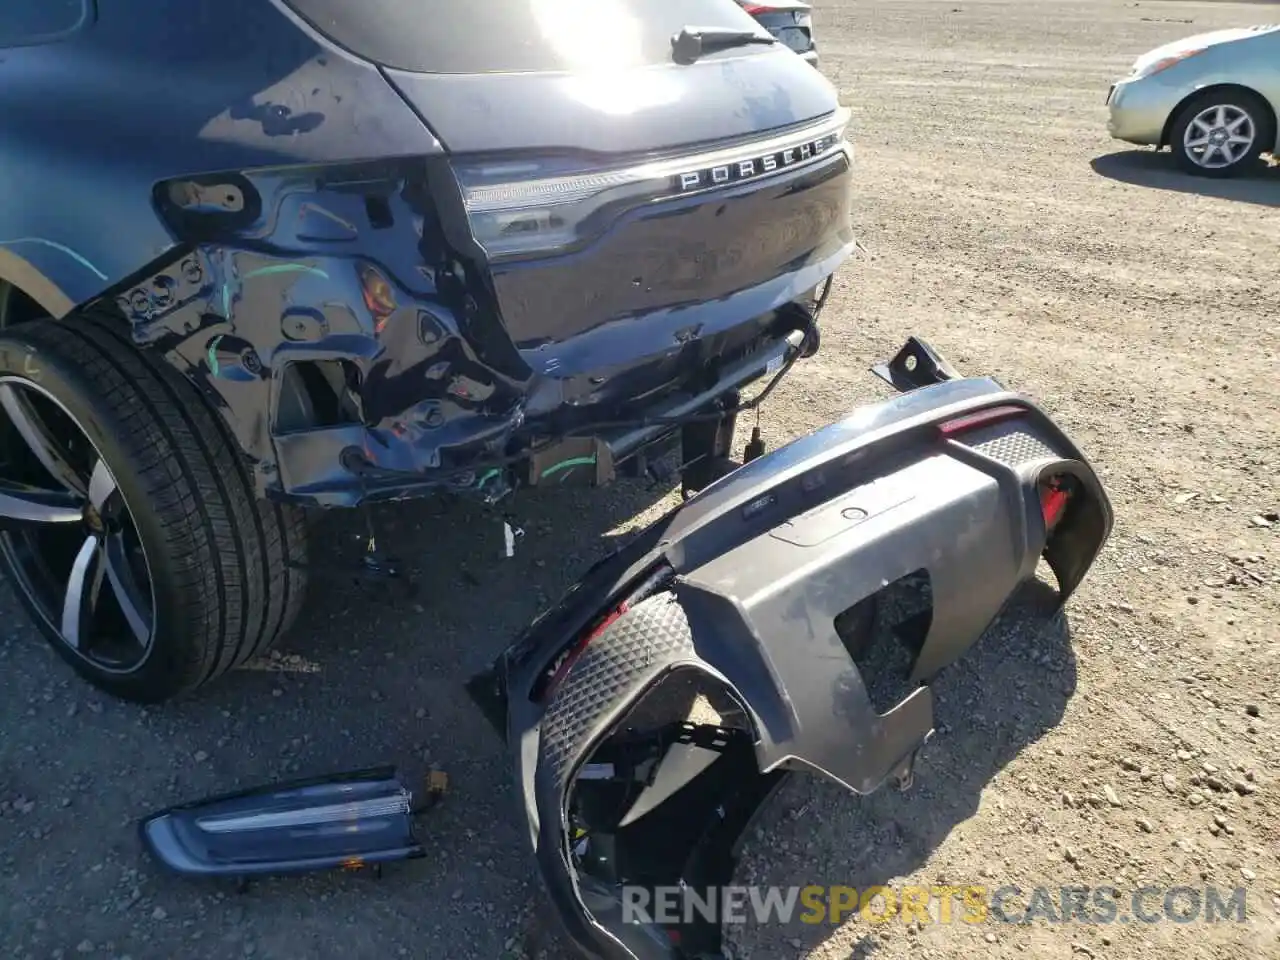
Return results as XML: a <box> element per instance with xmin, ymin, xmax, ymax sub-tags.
<box><xmin>281</xmin><ymin>0</ymin><xmax>758</xmax><ymax>74</ymax></box>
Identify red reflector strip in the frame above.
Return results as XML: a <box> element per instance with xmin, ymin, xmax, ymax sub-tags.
<box><xmin>546</xmin><ymin>602</ymin><xmax>630</xmax><ymax>695</ymax></box>
<box><xmin>937</xmin><ymin>404</ymin><xmax>1026</xmax><ymax>437</ymax></box>
<box><xmin>1041</xmin><ymin>487</ymin><xmax>1069</xmax><ymax>527</ymax></box>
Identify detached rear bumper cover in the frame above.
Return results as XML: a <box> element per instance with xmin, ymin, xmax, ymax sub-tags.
<box><xmin>477</xmin><ymin>364</ymin><xmax>1112</xmax><ymax>959</ymax></box>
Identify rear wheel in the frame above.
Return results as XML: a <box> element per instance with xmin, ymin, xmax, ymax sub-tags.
<box><xmin>0</xmin><ymin>310</ymin><xmax>307</xmax><ymax>702</ymax></box>
<box><xmin>1170</xmin><ymin>90</ymin><xmax>1274</xmax><ymax>178</ymax></box>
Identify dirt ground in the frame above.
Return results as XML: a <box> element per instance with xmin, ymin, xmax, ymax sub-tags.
<box><xmin>1</xmin><ymin>1</ymin><xmax>1277</xmax><ymax>958</ymax></box>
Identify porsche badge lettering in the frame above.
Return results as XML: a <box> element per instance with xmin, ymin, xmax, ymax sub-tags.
<box><xmin>677</xmin><ymin>133</ymin><xmax>841</xmax><ymax>193</ymax></box>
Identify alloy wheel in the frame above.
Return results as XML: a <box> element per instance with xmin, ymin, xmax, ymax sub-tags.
<box><xmin>0</xmin><ymin>377</ymin><xmax>155</xmax><ymax>672</ymax></box>
<box><xmin>1182</xmin><ymin>104</ymin><xmax>1256</xmax><ymax>170</ymax></box>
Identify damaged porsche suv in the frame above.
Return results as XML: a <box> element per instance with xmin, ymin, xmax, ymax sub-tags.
<box><xmin>0</xmin><ymin>0</ymin><xmax>854</xmax><ymax>700</ymax></box>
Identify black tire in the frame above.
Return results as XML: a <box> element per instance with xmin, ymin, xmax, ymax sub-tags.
<box><xmin>0</xmin><ymin>311</ymin><xmax>308</xmax><ymax>702</ymax></box>
<box><xmin>1170</xmin><ymin>89</ymin><xmax>1274</xmax><ymax>178</ymax></box>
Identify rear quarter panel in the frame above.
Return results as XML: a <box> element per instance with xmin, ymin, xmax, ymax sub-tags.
<box><xmin>0</xmin><ymin>0</ymin><xmax>439</xmax><ymax>316</ymax></box>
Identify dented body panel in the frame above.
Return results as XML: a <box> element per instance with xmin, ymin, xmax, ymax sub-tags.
<box><xmin>0</xmin><ymin>0</ymin><xmax>441</xmax><ymax>315</ymax></box>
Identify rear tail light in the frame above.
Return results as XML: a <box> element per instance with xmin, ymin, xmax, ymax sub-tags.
<box><xmin>451</xmin><ymin>109</ymin><xmax>850</xmax><ymax>260</ymax></box>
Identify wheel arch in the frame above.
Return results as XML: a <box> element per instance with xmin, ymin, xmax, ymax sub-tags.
<box><xmin>1161</xmin><ymin>83</ymin><xmax>1279</xmax><ymax>150</ymax></box>
<box><xmin>0</xmin><ymin>251</ymin><xmax>76</xmax><ymax>321</ymax></box>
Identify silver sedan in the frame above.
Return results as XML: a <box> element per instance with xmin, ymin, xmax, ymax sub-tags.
<box><xmin>1107</xmin><ymin>24</ymin><xmax>1279</xmax><ymax>177</ymax></box>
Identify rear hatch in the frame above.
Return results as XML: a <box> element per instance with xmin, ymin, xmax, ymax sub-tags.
<box><xmin>279</xmin><ymin>0</ymin><xmax>853</xmax><ymax>400</ymax></box>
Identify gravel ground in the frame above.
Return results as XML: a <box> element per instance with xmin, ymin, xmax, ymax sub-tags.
<box><xmin>2</xmin><ymin>1</ymin><xmax>1278</xmax><ymax>958</ymax></box>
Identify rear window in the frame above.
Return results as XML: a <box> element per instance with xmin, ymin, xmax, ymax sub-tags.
<box><xmin>281</xmin><ymin>0</ymin><xmax>758</xmax><ymax>74</ymax></box>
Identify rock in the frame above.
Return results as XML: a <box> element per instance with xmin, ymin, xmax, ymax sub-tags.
<box><xmin>1249</xmin><ymin>516</ymin><xmax>1272</xmax><ymax>528</ymax></box>
<box><xmin>1202</xmin><ymin>763</ymin><xmax>1219</xmax><ymax>774</ymax></box>
<box><xmin>984</xmin><ymin>933</ymin><xmax>997</xmax><ymax>944</ymax></box>
<box><xmin>1064</xmin><ymin>847</ymin><xmax>1078</xmax><ymax>864</ymax></box>
<box><xmin>1103</xmin><ymin>785</ymin><xmax>1121</xmax><ymax>807</ymax></box>
<box><xmin>76</xmin><ymin>942</ymin><xmax>93</xmax><ymax>954</ymax></box>
<box><xmin>1233</xmin><ymin>780</ymin><xmax>1256</xmax><ymax>796</ymax></box>
<box><xmin>1061</xmin><ymin>792</ymin><xmax>1075</xmax><ymax>808</ymax></box>
<box><xmin>1205</xmin><ymin>776</ymin><xmax>1227</xmax><ymax>792</ymax></box>
<box><xmin>1176</xmin><ymin>750</ymin><xmax>1193</xmax><ymax>761</ymax></box>
<box><xmin>1136</xmin><ymin>818</ymin><xmax>1154</xmax><ymax>833</ymax></box>
<box><xmin>151</xmin><ymin>907</ymin><xmax>167</xmax><ymax>921</ymax></box>
<box><xmin>1120</xmin><ymin>758</ymin><xmax>1140</xmax><ymax>771</ymax></box>
<box><xmin>1188</xmin><ymin>792</ymin><xmax>1204</xmax><ymax>806</ymax></box>
<box><xmin>1139</xmin><ymin>766</ymin><xmax>1152</xmax><ymax>781</ymax></box>
<box><xmin>1162</xmin><ymin>774</ymin><xmax>1178</xmax><ymax>793</ymax></box>
<box><xmin>1241</xmin><ymin>868</ymin><xmax>1256</xmax><ymax>881</ymax></box>
<box><xmin>1245</xmin><ymin>769</ymin><xmax>1257</xmax><ymax>782</ymax></box>
<box><xmin>1245</xmin><ymin>704</ymin><xmax>1260</xmax><ymax>718</ymax></box>
<box><xmin>193</xmin><ymin>751</ymin><xmax>209</xmax><ymax>763</ymax></box>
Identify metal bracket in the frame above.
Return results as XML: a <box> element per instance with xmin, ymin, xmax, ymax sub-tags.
<box><xmin>871</xmin><ymin>336</ymin><xmax>963</xmax><ymax>393</ymax></box>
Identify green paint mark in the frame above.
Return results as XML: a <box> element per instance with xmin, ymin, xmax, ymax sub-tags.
<box><xmin>474</xmin><ymin>468</ymin><xmax>501</xmax><ymax>490</ymax></box>
<box><xmin>207</xmin><ymin>334</ymin><xmax>224</xmax><ymax>377</ymax></box>
<box><xmin>540</xmin><ymin>455</ymin><xmax>597</xmax><ymax>480</ymax></box>
<box><xmin>242</xmin><ymin>263</ymin><xmax>330</xmax><ymax>281</ymax></box>
<box><xmin>221</xmin><ymin>283</ymin><xmax>230</xmax><ymax>317</ymax></box>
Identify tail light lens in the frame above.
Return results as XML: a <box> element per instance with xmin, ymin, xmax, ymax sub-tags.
<box><xmin>451</xmin><ymin>108</ymin><xmax>851</xmax><ymax>260</ymax></box>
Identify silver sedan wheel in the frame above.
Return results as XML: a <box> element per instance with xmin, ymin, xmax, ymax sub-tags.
<box><xmin>1182</xmin><ymin>104</ymin><xmax>1256</xmax><ymax>170</ymax></box>
<box><xmin>0</xmin><ymin>377</ymin><xmax>155</xmax><ymax>673</ymax></box>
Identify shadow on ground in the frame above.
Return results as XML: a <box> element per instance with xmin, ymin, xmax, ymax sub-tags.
<box><xmin>1091</xmin><ymin>150</ymin><xmax>1280</xmax><ymax>208</ymax></box>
